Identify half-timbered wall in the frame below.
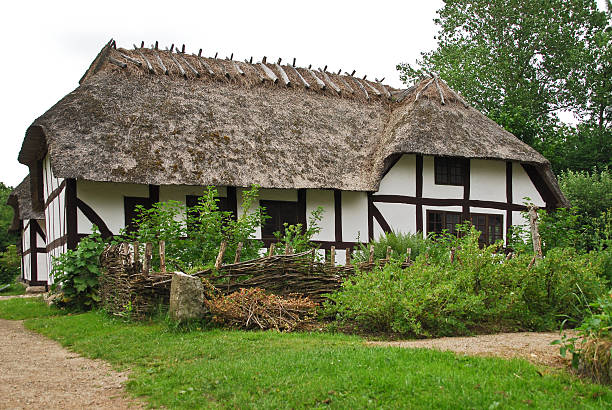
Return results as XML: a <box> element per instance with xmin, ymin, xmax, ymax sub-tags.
<box><xmin>42</xmin><ymin>155</ymin><xmax>66</xmax><ymax>284</ymax></box>
<box><xmin>36</xmin><ymin>154</ymin><xmax>552</xmax><ymax>282</ymax></box>
<box><xmin>20</xmin><ymin>219</ymin><xmax>47</xmax><ymax>284</ymax></box>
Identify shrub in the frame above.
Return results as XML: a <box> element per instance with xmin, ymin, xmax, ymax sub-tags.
<box><xmin>352</xmin><ymin>231</ymin><xmax>430</xmax><ymax>263</ymax></box>
<box><xmin>327</xmin><ymin>227</ymin><xmax>606</xmax><ymax>337</ymax></box>
<box><xmin>0</xmin><ymin>244</ymin><xmax>20</xmax><ymax>284</ymax></box>
<box><xmin>272</xmin><ymin>207</ymin><xmax>324</xmax><ymax>255</ymax></box>
<box><xmin>124</xmin><ymin>186</ymin><xmax>267</xmax><ymax>271</ymax></box>
<box><xmin>50</xmin><ymin>229</ymin><xmax>105</xmax><ymax>311</ymax></box>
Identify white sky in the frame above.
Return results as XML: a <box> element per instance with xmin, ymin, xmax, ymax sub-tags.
<box><xmin>0</xmin><ymin>0</ymin><xmax>607</xmax><ymax>188</ymax></box>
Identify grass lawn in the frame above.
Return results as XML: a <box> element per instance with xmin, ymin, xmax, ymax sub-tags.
<box><xmin>1</xmin><ymin>298</ymin><xmax>611</xmax><ymax>409</ymax></box>
<box><xmin>0</xmin><ymin>296</ymin><xmax>65</xmax><ymax>319</ymax></box>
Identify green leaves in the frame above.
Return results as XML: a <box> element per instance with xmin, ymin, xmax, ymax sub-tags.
<box><xmin>50</xmin><ymin>228</ymin><xmax>105</xmax><ymax>311</ymax></box>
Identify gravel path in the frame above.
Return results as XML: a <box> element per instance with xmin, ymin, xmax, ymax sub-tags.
<box><xmin>0</xmin><ymin>319</ymin><xmax>141</xmax><ymax>409</ymax></box>
<box><xmin>369</xmin><ymin>331</ymin><xmax>575</xmax><ymax>367</ymax></box>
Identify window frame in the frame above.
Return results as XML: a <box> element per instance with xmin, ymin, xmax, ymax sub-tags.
<box><xmin>470</xmin><ymin>212</ymin><xmax>504</xmax><ymax>245</ymax></box>
<box><xmin>259</xmin><ymin>200</ymin><xmax>299</xmax><ymax>240</ymax></box>
<box><xmin>434</xmin><ymin>157</ymin><xmax>468</xmax><ymax>186</ymax></box>
<box><xmin>426</xmin><ymin>210</ymin><xmax>464</xmax><ymax>236</ymax></box>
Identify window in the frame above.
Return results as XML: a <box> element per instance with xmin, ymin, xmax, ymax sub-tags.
<box><xmin>435</xmin><ymin>157</ymin><xmax>467</xmax><ymax>186</ymax></box>
<box><xmin>124</xmin><ymin>197</ymin><xmax>152</xmax><ymax>234</ymax></box>
<box><xmin>260</xmin><ymin>200</ymin><xmax>298</xmax><ymax>239</ymax></box>
<box><xmin>471</xmin><ymin>213</ymin><xmax>503</xmax><ymax>245</ymax></box>
<box><xmin>426</xmin><ymin>210</ymin><xmax>463</xmax><ymax>236</ymax></box>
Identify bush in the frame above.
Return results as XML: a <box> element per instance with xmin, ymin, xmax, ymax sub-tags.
<box><xmin>272</xmin><ymin>207</ymin><xmax>323</xmax><ymax>255</ymax></box>
<box><xmin>352</xmin><ymin>231</ymin><xmax>430</xmax><ymax>263</ymax></box>
<box><xmin>50</xmin><ymin>230</ymin><xmax>105</xmax><ymax>310</ymax></box>
<box><xmin>327</xmin><ymin>227</ymin><xmax>606</xmax><ymax>337</ymax></box>
<box><xmin>124</xmin><ymin>186</ymin><xmax>267</xmax><ymax>271</ymax></box>
<box><xmin>0</xmin><ymin>244</ymin><xmax>20</xmax><ymax>285</ymax></box>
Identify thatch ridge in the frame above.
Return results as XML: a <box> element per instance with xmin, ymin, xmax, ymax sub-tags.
<box><xmin>7</xmin><ymin>175</ymin><xmax>43</xmax><ymax>231</ymax></box>
<box><xmin>18</xmin><ymin>40</ymin><xmax>567</xmax><ymax>208</ymax></box>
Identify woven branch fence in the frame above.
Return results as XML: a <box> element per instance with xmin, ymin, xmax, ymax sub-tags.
<box><xmin>99</xmin><ymin>241</ymin><xmax>410</xmax><ymax>319</ymax></box>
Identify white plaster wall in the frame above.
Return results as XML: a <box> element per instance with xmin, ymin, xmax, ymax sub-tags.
<box><xmin>376</xmin><ymin>154</ymin><xmax>417</xmax><ymax>196</ymax></box>
<box><xmin>306</xmin><ymin>190</ymin><xmax>334</xmax><ymax>242</ymax></box>
<box><xmin>37</xmin><ymin>254</ymin><xmax>48</xmax><ymax>282</ymax></box>
<box><xmin>76</xmin><ymin>181</ymin><xmax>148</xmax><ymax>235</ymax></box>
<box><xmin>513</xmin><ymin>163</ymin><xmax>545</xmax><ymax>207</ymax></box>
<box><xmin>422</xmin><ymin>156</ymin><xmax>464</xmax><ymax>199</ymax></box>
<box><xmin>374</xmin><ymin>203</ymin><xmax>416</xmax><ymax>235</ymax></box>
<box><xmin>43</xmin><ymin>154</ymin><xmax>66</xmax><ymax>284</ymax></box>
<box><xmin>470</xmin><ymin>159</ymin><xmax>506</xmax><ymax>201</ymax></box>
<box><xmin>334</xmin><ymin>249</ymin><xmax>347</xmax><ymax>266</ymax></box>
<box><xmin>22</xmin><ymin>223</ymin><xmax>31</xmax><ymax>281</ymax></box>
<box><xmin>341</xmin><ymin>191</ymin><xmax>368</xmax><ymax>242</ymax></box>
<box><xmin>36</xmin><ymin>220</ymin><xmax>46</xmax><ymax>248</ymax></box>
<box><xmin>373</xmin><ymin>219</ymin><xmax>385</xmax><ymax>240</ymax></box>
<box><xmin>23</xmin><ymin>253</ymin><xmax>31</xmax><ymax>281</ymax></box>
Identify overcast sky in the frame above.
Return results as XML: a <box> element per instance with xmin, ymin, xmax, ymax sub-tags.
<box><xmin>0</xmin><ymin>0</ymin><xmax>607</xmax><ymax>188</ymax></box>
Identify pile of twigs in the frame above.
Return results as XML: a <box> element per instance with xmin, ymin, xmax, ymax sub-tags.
<box><xmin>206</xmin><ymin>287</ymin><xmax>318</xmax><ymax>331</ymax></box>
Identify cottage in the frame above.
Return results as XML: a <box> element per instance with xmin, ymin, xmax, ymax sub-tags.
<box><xmin>7</xmin><ymin>176</ymin><xmax>47</xmax><ymax>286</ymax></box>
<box><xmin>15</xmin><ymin>39</ymin><xmax>567</xmax><ymax>284</ymax></box>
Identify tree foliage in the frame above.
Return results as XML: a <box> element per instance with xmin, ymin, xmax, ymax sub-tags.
<box><xmin>0</xmin><ymin>182</ymin><xmax>18</xmax><ymax>253</ymax></box>
<box><xmin>398</xmin><ymin>0</ymin><xmax>611</xmax><ymax>172</ymax></box>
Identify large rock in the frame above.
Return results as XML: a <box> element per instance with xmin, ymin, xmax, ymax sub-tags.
<box><xmin>169</xmin><ymin>272</ymin><xmax>205</xmax><ymax>322</ymax></box>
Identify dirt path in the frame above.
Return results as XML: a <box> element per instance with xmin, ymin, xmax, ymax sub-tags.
<box><xmin>0</xmin><ymin>319</ymin><xmax>141</xmax><ymax>409</ymax></box>
<box><xmin>369</xmin><ymin>331</ymin><xmax>575</xmax><ymax>368</ymax></box>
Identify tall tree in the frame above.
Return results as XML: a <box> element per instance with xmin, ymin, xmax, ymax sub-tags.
<box><xmin>398</xmin><ymin>0</ymin><xmax>611</xmax><ymax>172</ymax></box>
<box><xmin>0</xmin><ymin>183</ymin><xmax>18</xmax><ymax>252</ymax></box>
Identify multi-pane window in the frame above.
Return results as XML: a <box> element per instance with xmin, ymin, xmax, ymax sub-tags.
<box><xmin>471</xmin><ymin>213</ymin><xmax>503</xmax><ymax>245</ymax></box>
<box><xmin>260</xmin><ymin>200</ymin><xmax>298</xmax><ymax>239</ymax></box>
<box><xmin>435</xmin><ymin>157</ymin><xmax>467</xmax><ymax>186</ymax></box>
<box><xmin>427</xmin><ymin>211</ymin><xmax>504</xmax><ymax>245</ymax></box>
<box><xmin>426</xmin><ymin>211</ymin><xmax>463</xmax><ymax>236</ymax></box>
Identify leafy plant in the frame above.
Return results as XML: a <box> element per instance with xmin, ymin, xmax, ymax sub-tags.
<box><xmin>123</xmin><ymin>186</ymin><xmax>267</xmax><ymax>271</ymax></box>
<box><xmin>327</xmin><ymin>226</ymin><xmax>606</xmax><ymax>337</ymax></box>
<box><xmin>352</xmin><ymin>231</ymin><xmax>430</xmax><ymax>263</ymax></box>
<box><xmin>50</xmin><ymin>228</ymin><xmax>105</xmax><ymax>310</ymax></box>
<box><xmin>0</xmin><ymin>244</ymin><xmax>20</xmax><ymax>285</ymax></box>
<box><xmin>272</xmin><ymin>206</ymin><xmax>323</xmax><ymax>254</ymax></box>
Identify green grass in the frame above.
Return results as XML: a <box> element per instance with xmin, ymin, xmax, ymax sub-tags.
<box><xmin>1</xmin><ymin>299</ymin><xmax>610</xmax><ymax>408</ymax></box>
<box><xmin>0</xmin><ymin>297</ymin><xmax>65</xmax><ymax>319</ymax></box>
<box><xmin>0</xmin><ymin>280</ymin><xmax>26</xmax><ymax>296</ymax></box>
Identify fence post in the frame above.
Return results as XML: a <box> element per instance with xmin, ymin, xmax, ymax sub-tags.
<box><xmin>330</xmin><ymin>246</ymin><xmax>335</xmax><ymax>267</ymax></box>
<box><xmin>234</xmin><ymin>242</ymin><xmax>243</xmax><ymax>264</ymax></box>
<box><xmin>405</xmin><ymin>248</ymin><xmax>411</xmax><ymax>263</ymax></box>
<box><xmin>143</xmin><ymin>242</ymin><xmax>152</xmax><ymax>275</ymax></box>
<box><xmin>368</xmin><ymin>245</ymin><xmax>375</xmax><ymax>264</ymax></box>
<box><xmin>345</xmin><ymin>248</ymin><xmax>351</xmax><ymax>265</ymax></box>
<box><xmin>285</xmin><ymin>243</ymin><xmax>291</xmax><ymax>255</ymax></box>
<box><xmin>159</xmin><ymin>240</ymin><xmax>166</xmax><ymax>273</ymax></box>
<box><xmin>133</xmin><ymin>241</ymin><xmax>139</xmax><ymax>265</ymax></box>
<box><xmin>528</xmin><ymin>205</ymin><xmax>543</xmax><ymax>259</ymax></box>
<box><xmin>215</xmin><ymin>240</ymin><xmax>227</xmax><ymax>270</ymax></box>
<box><xmin>386</xmin><ymin>246</ymin><xmax>392</xmax><ymax>261</ymax></box>
<box><xmin>268</xmin><ymin>243</ymin><xmax>275</xmax><ymax>257</ymax></box>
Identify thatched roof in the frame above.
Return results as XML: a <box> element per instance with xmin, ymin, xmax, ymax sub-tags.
<box><xmin>18</xmin><ymin>40</ymin><xmax>568</xmax><ymax>208</ymax></box>
<box><xmin>7</xmin><ymin>176</ymin><xmax>44</xmax><ymax>231</ymax></box>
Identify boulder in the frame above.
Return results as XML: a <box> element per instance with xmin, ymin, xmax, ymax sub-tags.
<box><xmin>169</xmin><ymin>272</ymin><xmax>205</xmax><ymax>322</ymax></box>
<box><xmin>25</xmin><ymin>286</ymin><xmax>46</xmax><ymax>294</ymax></box>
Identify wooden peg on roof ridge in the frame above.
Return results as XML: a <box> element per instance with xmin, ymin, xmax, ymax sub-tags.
<box><xmin>292</xmin><ymin>57</ymin><xmax>296</xmax><ymax>67</ymax></box>
<box><xmin>363</xmin><ymin>74</ymin><xmax>367</xmax><ymax>80</ymax></box>
<box><xmin>249</xmin><ymin>56</ymin><xmax>253</xmax><ymax>64</ymax></box>
<box><xmin>230</xmin><ymin>52</ymin><xmax>233</xmax><ymax>60</ymax></box>
<box><xmin>350</xmin><ymin>70</ymin><xmax>356</xmax><ymax>76</ymax></box>
<box><xmin>170</xmin><ymin>44</ymin><xmax>174</xmax><ymax>52</ymax></box>
<box><xmin>155</xmin><ymin>41</ymin><xmax>159</xmax><ymax>50</ymax></box>
<box><xmin>277</xmin><ymin>57</ymin><xmax>282</xmax><ymax>64</ymax></box>
<box><xmin>213</xmin><ymin>52</ymin><xmax>218</xmax><ymax>59</ymax></box>
<box><xmin>308</xmin><ymin>64</ymin><xmax>312</xmax><ymax>69</ymax></box>
<box><xmin>181</xmin><ymin>44</ymin><xmax>185</xmax><ymax>53</ymax></box>
<box><xmin>323</xmin><ymin>65</ymin><xmax>327</xmax><ymax>72</ymax></box>
<box><xmin>198</xmin><ymin>48</ymin><xmax>202</xmax><ymax>57</ymax></box>
<box><xmin>140</xmin><ymin>41</ymin><xmax>144</xmax><ymax>48</ymax></box>
<box><xmin>337</xmin><ymin>69</ymin><xmax>341</xmax><ymax>75</ymax></box>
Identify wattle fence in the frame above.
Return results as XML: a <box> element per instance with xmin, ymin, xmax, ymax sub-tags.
<box><xmin>99</xmin><ymin>241</ymin><xmax>410</xmax><ymax>319</ymax></box>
